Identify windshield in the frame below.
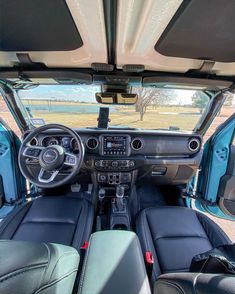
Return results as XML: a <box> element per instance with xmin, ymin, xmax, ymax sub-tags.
<box><xmin>17</xmin><ymin>85</ymin><xmax>209</xmax><ymax>131</ymax></box>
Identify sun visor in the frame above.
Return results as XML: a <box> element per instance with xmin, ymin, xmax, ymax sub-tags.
<box><xmin>0</xmin><ymin>0</ymin><xmax>83</xmax><ymax>51</ymax></box>
<box><xmin>155</xmin><ymin>0</ymin><xmax>235</xmax><ymax>62</ymax></box>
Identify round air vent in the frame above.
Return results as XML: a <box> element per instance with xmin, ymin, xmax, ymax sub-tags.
<box><xmin>131</xmin><ymin>138</ymin><xmax>144</xmax><ymax>150</ymax></box>
<box><xmin>86</xmin><ymin>137</ymin><xmax>99</xmax><ymax>150</ymax></box>
<box><xmin>188</xmin><ymin>138</ymin><xmax>200</xmax><ymax>152</ymax></box>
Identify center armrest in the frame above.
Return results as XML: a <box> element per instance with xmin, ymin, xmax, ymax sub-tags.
<box><xmin>78</xmin><ymin>230</ymin><xmax>151</xmax><ymax>294</ymax></box>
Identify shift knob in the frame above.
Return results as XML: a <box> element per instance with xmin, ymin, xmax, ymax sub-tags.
<box><xmin>116</xmin><ymin>185</ymin><xmax>125</xmax><ymax>198</ymax></box>
<box><xmin>98</xmin><ymin>188</ymin><xmax>106</xmax><ymax>199</ymax></box>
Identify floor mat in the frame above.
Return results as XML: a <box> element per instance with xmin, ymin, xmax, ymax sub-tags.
<box><xmin>136</xmin><ymin>182</ymin><xmax>180</xmax><ymax>210</ymax></box>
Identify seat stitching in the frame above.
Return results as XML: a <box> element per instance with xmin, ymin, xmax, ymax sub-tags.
<box><xmin>49</xmin><ymin>251</ymin><xmax>79</xmax><ymax>281</ymax></box>
<box><xmin>41</xmin><ymin>243</ymin><xmax>51</xmax><ymax>283</ymax></box>
<box><xmin>34</xmin><ymin>269</ymin><xmax>78</xmax><ymax>294</ymax></box>
<box><xmin>196</xmin><ymin>212</ymin><xmax>231</xmax><ymax>246</ymax></box>
<box><xmin>0</xmin><ymin>264</ymin><xmax>47</xmax><ymax>283</ymax></box>
<box><xmin>156</xmin><ymin>280</ymin><xmax>185</xmax><ymax>294</ymax></box>
<box><xmin>154</xmin><ymin>235</ymin><xmax>211</xmax><ymax>242</ymax></box>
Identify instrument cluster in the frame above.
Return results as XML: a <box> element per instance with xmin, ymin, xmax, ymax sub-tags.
<box><xmin>41</xmin><ymin>136</ymin><xmax>79</xmax><ymax>152</ymax></box>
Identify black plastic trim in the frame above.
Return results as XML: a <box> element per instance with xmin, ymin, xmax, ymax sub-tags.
<box><xmin>103</xmin><ymin>0</ymin><xmax>118</xmax><ymax>65</ymax></box>
<box><xmin>0</xmin><ymin>83</ymin><xmax>29</xmax><ymax>132</ymax></box>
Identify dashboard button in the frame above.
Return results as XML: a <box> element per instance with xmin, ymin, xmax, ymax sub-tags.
<box><xmin>98</xmin><ymin>174</ymin><xmax>107</xmax><ymax>182</ymax></box>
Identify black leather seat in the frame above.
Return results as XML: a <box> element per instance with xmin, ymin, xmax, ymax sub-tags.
<box><xmin>0</xmin><ymin>196</ymin><xmax>94</xmax><ymax>251</ymax></box>
<box><xmin>136</xmin><ymin>206</ymin><xmax>232</xmax><ymax>280</ymax></box>
<box><xmin>0</xmin><ymin>240</ymin><xmax>80</xmax><ymax>294</ymax></box>
<box><xmin>154</xmin><ymin>272</ymin><xmax>235</xmax><ymax>294</ymax></box>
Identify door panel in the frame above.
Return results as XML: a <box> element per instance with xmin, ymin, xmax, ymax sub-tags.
<box><xmin>0</xmin><ymin>119</ymin><xmax>25</xmax><ymax>205</ymax></box>
<box><xmin>195</xmin><ymin>113</ymin><xmax>235</xmax><ymax>219</ymax></box>
<box><xmin>218</xmin><ymin>144</ymin><xmax>235</xmax><ymax>216</ymax></box>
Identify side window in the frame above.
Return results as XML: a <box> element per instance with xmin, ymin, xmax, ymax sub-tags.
<box><xmin>204</xmin><ymin>92</ymin><xmax>235</xmax><ymax>142</ymax></box>
<box><xmin>0</xmin><ymin>95</ymin><xmax>21</xmax><ymax>137</ymax></box>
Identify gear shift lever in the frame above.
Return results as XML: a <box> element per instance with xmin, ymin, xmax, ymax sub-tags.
<box><xmin>98</xmin><ymin>188</ymin><xmax>105</xmax><ymax>214</ymax></box>
<box><xmin>116</xmin><ymin>185</ymin><xmax>125</xmax><ymax>212</ymax></box>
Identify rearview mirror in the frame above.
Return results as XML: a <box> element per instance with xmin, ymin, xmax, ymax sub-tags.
<box><xmin>96</xmin><ymin>93</ymin><xmax>138</xmax><ymax>105</ymax></box>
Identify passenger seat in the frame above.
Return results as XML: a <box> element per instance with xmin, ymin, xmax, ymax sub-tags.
<box><xmin>136</xmin><ymin>206</ymin><xmax>231</xmax><ymax>280</ymax></box>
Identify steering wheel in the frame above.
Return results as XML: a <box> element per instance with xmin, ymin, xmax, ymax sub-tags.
<box><xmin>19</xmin><ymin>124</ymin><xmax>84</xmax><ymax>188</ymax></box>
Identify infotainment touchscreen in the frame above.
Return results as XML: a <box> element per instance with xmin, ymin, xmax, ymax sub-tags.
<box><xmin>102</xmin><ymin>136</ymin><xmax>128</xmax><ymax>155</ymax></box>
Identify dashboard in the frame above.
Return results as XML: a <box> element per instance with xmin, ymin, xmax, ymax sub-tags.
<box><xmin>28</xmin><ymin>128</ymin><xmax>203</xmax><ymax>186</ymax></box>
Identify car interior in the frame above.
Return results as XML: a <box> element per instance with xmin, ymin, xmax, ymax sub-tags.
<box><xmin>0</xmin><ymin>0</ymin><xmax>235</xmax><ymax>294</ymax></box>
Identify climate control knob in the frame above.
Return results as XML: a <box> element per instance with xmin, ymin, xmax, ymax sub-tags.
<box><xmin>129</xmin><ymin>160</ymin><xmax>135</xmax><ymax>167</ymax></box>
<box><xmin>95</xmin><ymin>161</ymin><xmax>101</xmax><ymax>167</ymax></box>
<box><xmin>111</xmin><ymin>161</ymin><xmax>119</xmax><ymax>168</ymax></box>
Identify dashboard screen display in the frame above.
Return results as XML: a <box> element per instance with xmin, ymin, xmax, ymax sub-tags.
<box><xmin>106</xmin><ymin>140</ymin><xmax>124</xmax><ymax>149</ymax></box>
<box><xmin>103</xmin><ymin>136</ymin><xmax>127</xmax><ymax>155</ymax></box>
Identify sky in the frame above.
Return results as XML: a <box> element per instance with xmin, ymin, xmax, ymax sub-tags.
<box><xmin>17</xmin><ymin>84</ymin><xmax>197</xmax><ymax>105</ymax></box>
<box><xmin>18</xmin><ymin>85</ymin><xmax>99</xmax><ymax>103</ymax></box>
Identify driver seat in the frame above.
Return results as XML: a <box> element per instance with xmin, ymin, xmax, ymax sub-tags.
<box><xmin>0</xmin><ymin>195</ymin><xmax>94</xmax><ymax>251</ymax></box>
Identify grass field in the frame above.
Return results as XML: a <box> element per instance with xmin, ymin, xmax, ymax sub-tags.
<box><xmin>28</xmin><ymin>106</ymin><xmax>201</xmax><ymax>131</ymax></box>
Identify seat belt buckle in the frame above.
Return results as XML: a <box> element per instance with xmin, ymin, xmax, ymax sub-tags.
<box><xmin>145</xmin><ymin>251</ymin><xmax>154</xmax><ymax>280</ymax></box>
<box><xmin>81</xmin><ymin>241</ymin><xmax>89</xmax><ymax>250</ymax></box>
<box><xmin>145</xmin><ymin>251</ymin><xmax>154</xmax><ymax>264</ymax></box>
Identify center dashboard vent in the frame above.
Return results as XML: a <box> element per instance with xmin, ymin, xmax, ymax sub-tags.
<box><xmin>86</xmin><ymin>137</ymin><xmax>99</xmax><ymax>150</ymax></box>
<box><xmin>131</xmin><ymin>138</ymin><xmax>144</xmax><ymax>151</ymax></box>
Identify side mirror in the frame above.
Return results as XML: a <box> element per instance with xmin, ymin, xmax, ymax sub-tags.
<box><xmin>96</xmin><ymin>93</ymin><xmax>138</xmax><ymax>105</ymax></box>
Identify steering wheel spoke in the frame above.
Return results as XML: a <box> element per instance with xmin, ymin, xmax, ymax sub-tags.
<box><xmin>23</xmin><ymin>146</ymin><xmax>44</xmax><ymax>159</ymax></box>
<box><xmin>38</xmin><ymin>168</ymin><xmax>59</xmax><ymax>183</ymax></box>
<box><xmin>64</xmin><ymin>152</ymin><xmax>78</xmax><ymax>167</ymax></box>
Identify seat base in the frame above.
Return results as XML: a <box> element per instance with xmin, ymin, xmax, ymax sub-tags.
<box><xmin>136</xmin><ymin>206</ymin><xmax>231</xmax><ymax>280</ymax></box>
<box><xmin>0</xmin><ymin>196</ymin><xmax>94</xmax><ymax>251</ymax></box>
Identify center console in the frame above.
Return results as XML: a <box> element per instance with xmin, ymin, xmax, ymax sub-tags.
<box><xmin>95</xmin><ymin>134</ymin><xmax>136</xmax><ymax>187</ymax></box>
<box><xmin>79</xmin><ymin>231</ymin><xmax>151</xmax><ymax>294</ymax></box>
<box><xmin>95</xmin><ymin>135</ymin><xmax>136</xmax><ymax>231</ymax></box>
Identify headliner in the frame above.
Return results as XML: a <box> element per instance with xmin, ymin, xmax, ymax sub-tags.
<box><xmin>0</xmin><ymin>0</ymin><xmax>235</xmax><ymax>78</ymax></box>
